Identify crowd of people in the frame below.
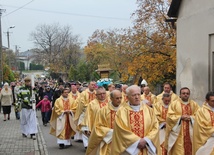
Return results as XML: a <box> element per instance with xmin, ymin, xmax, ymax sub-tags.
<box><xmin>0</xmin><ymin>77</ymin><xmax>214</xmax><ymax>155</ymax></box>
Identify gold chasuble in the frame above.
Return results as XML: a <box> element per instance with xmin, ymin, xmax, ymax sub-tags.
<box><xmin>165</xmin><ymin>98</ymin><xmax>199</xmax><ymax>155</ymax></box>
<box><xmin>81</xmin><ymin>98</ymin><xmax>109</xmax><ymax>132</ymax></box>
<box><xmin>121</xmin><ymin>92</ymin><xmax>128</xmax><ymax>106</ymax></box>
<box><xmin>156</xmin><ymin>91</ymin><xmax>178</xmax><ymax>103</ymax></box>
<box><xmin>69</xmin><ymin>91</ymin><xmax>80</xmax><ymax>100</ymax></box>
<box><xmin>68</xmin><ymin>91</ymin><xmax>80</xmax><ymax>114</ymax></box>
<box><xmin>106</xmin><ymin>91</ymin><xmax>111</xmax><ymax>101</ymax></box>
<box><xmin>111</xmin><ymin>103</ymin><xmax>160</xmax><ymax>155</ymax></box>
<box><xmin>153</xmin><ymin>102</ymin><xmax>169</xmax><ymax>155</ymax></box>
<box><xmin>86</xmin><ymin>102</ymin><xmax>119</xmax><ymax>155</ymax></box>
<box><xmin>74</xmin><ymin>89</ymin><xmax>96</xmax><ymax>129</ymax></box>
<box><xmin>50</xmin><ymin>96</ymin><xmax>76</xmax><ymax>139</ymax></box>
<box><xmin>141</xmin><ymin>92</ymin><xmax>157</xmax><ymax>105</ymax></box>
<box><xmin>193</xmin><ymin>102</ymin><xmax>214</xmax><ymax>155</ymax></box>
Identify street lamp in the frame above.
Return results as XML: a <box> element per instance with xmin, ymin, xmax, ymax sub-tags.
<box><xmin>7</xmin><ymin>25</ymin><xmax>15</xmax><ymax>49</ymax></box>
<box><xmin>7</xmin><ymin>25</ymin><xmax>15</xmax><ymax>68</ymax></box>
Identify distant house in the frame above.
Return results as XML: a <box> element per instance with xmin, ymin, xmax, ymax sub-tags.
<box><xmin>16</xmin><ymin>50</ymin><xmax>36</xmax><ymax>70</ymax></box>
<box><xmin>168</xmin><ymin>0</ymin><xmax>214</xmax><ymax>104</ymax></box>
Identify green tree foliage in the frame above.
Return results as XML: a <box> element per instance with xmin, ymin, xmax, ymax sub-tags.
<box><xmin>29</xmin><ymin>63</ymin><xmax>44</xmax><ymax>70</ymax></box>
<box><xmin>3</xmin><ymin>65</ymin><xmax>15</xmax><ymax>83</ymax></box>
<box><xmin>68</xmin><ymin>60</ymin><xmax>100</xmax><ymax>82</ymax></box>
<box><xmin>68</xmin><ymin>64</ymin><xmax>77</xmax><ymax>81</ymax></box>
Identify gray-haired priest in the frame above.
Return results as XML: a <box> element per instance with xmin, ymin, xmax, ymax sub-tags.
<box><xmin>111</xmin><ymin>85</ymin><xmax>160</xmax><ymax>155</ymax></box>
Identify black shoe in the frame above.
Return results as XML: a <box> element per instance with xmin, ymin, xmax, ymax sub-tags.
<box><xmin>85</xmin><ymin>147</ymin><xmax>87</xmax><ymax>150</ymax></box>
<box><xmin>30</xmin><ymin>134</ymin><xmax>36</xmax><ymax>140</ymax></box>
<box><xmin>22</xmin><ymin>134</ymin><xmax>27</xmax><ymax>137</ymax></box>
<box><xmin>59</xmin><ymin>144</ymin><xmax>65</xmax><ymax>149</ymax></box>
<box><xmin>7</xmin><ymin>117</ymin><xmax>10</xmax><ymax>120</ymax></box>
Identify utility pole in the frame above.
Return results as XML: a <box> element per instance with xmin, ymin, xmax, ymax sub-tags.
<box><xmin>6</xmin><ymin>26</ymin><xmax>15</xmax><ymax>68</ymax></box>
<box><xmin>6</xmin><ymin>25</ymin><xmax>15</xmax><ymax>49</ymax></box>
<box><xmin>0</xmin><ymin>9</ymin><xmax>6</xmax><ymax>84</ymax></box>
<box><xmin>7</xmin><ymin>31</ymin><xmax>10</xmax><ymax>49</ymax></box>
<box><xmin>15</xmin><ymin>45</ymin><xmax>19</xmax><ymax>71</ymax></box>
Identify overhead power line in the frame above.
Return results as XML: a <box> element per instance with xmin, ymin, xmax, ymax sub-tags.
<box><xmin>2</xmin><ymin>0</ymin><xmax>35</xmax><ymax>17</ymax></box>
<box><xmin>2</xmin><ymin>4</ymin><xmax>130</xmax><ymax>21</ymax></box>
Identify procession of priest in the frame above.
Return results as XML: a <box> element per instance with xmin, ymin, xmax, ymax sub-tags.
<box><xmin>2</xmin><ymin>77</ymin><xmax>214</xmax><ymax>155</ymax></box>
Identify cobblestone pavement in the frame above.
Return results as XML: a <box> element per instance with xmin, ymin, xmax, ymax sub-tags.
<box><xmin>0</xmin><ymin>106</ymin><xmax>48</xmax><ymax>155</ymax></box>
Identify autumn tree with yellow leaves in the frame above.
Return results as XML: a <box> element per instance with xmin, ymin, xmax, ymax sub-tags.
<box><xmin>132</xmin><ymin>0</ymin><xmax>176</xmax><ymax>86</ymax></box>
<box><xmin>84</xmin><ymin>0</ymin><xmax>176</xmax><ymax>86</ymax></box>
<box><xmin>84</xmin><ymin>29</ymin><xmax>132</xmax><ymax>82</ymax></box>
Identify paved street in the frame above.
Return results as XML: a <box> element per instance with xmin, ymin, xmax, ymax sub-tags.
<box><xmin>36</xmin><ymin>111</ymin><xmax>85</xmax><ymax>155</ymax></box>
<box><xmin>0</xmin><ymin>107</ymin><xmax>85</xmax><ymax>155</ymax></box>
<box><xmin>0</xmin><ymin>106</ymin><xmax>45</xmax><ymax>155</ymax></box>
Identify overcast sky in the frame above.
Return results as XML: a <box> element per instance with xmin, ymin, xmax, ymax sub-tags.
<box><xmin>0</xmin><ymin>0</ymin><xmax>137</xmax><ymax>52</ymax></box>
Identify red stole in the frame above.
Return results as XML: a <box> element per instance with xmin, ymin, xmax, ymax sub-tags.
<box><xmin>129</xmin><ymin>110</ymin><xmax>144</xmax><ymax>154</ymax></box>
<box><xmin>181</xmin><ymin>103</ymin><xmax>192</xmax><ymax>155</ymax></box>
<box><xmin>72</xmin><ymin>94</ymin><xmax>78</xmax><ymax>100</ymax></box>
<box><xmin>161</xmin><ymin>106</ymin><xmax>168</xmax><ymax>155</ymax></box>
<box><xmin>161</xmin><ymin>106</ymin><xmax>168</xmax><ymax>120</ymax></box>
<box><xmin>63</xmin><ymin>99</ymin><xmax>72</xmax><ymax>139</ymax></box>
<box><xmin>99</xmin><ymin>100</ymin><xmax>108</xmax><ymax>108</ymax></box>
<box><xmin>208</xmin><ymin>110</ymin><xmax>214</xmax><ymax>127</ymax></box>
<box><xmin>129</xmin><ymin>110</ymin><xmax>144</xmax><ymax>138</ymax></box>
<box><xmin>88</xmin><ymin>92</ymin><xmax>96</xmax><ymax>102</ymax></box>
<box><xmin>110</xmin><ymin>110</ymin><xmax>117</xmax><ymax>129</ymax></box>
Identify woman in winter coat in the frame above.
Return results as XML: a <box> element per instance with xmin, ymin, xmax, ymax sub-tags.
<box><xmin>0</xmin><ymin>83</ymin><xmax>13</xmax><ymax>121</ymax></box>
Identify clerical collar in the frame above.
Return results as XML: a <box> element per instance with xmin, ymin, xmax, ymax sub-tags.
<box><xmin>110</xmin><ymin>102</ymin><xmax>120</xmax><ymax>111</ymax></box>
<box><xmin>63</xmin><ymin>97</ymin><xmax>68</xmax><ymax>101</ymax></box>
<box><xmin>72</xmin><ymin>92</ymin><xmax>77</xmax><ymax>96</ymax></box>
<box><xmin>129</xmin><ymin>103</ymin><xmax>140</xmax><ymax>112</ymax></box>
<box><xmin>182</xmin><ymin>101</ymin><xmax>189</xmax><ymax>105</ymax></box>
<box><xmin>163</xmin><ymin>104</ymin><xmax>169</xmax><ymax>108</ymax></box>
<box><xmin>207</xmin><ymin>104</ymin><xmax>214</xmax><ymax>112</ymax></box>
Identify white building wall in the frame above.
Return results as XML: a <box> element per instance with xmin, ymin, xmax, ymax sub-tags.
<box><xmin>17</xmin><ymin>57</ymin><xmax>34</xmax><ymax>70</ymax></box>
<box><xmin>176</xmin><ymin>0</ymin><xmax>214</xmax><ymax>105</ymax></box>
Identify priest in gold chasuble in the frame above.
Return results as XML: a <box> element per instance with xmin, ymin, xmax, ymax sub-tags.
<box><xmin>68</xmin><ymin>83</ymin><xmax>82</xmax><ymax>141</ymax></box>
<box><xmin>193</xmin><ymin>92</ymin><xmax>214</xmax><ymax>155</ymax></box>
<box><xmin>156</xmin><ymin>82</ymin><xmax>178</xmax><ymax>103</ymax></box>
<box><xmin>74</xmin><ymin>80</ymin><xmax>96</xmax><ymax>145</ymax></box>
<box><xmin>165</xmin><ymin>87</ymin><xmax>200</xmax><ymax>155</ymax></box>
<box><xmin>86</xmin><ymin>90</ymin><xmax>122</xmax><ymax>155</ymax></box>
<box><xmin>112</xmin><ymin>85</ymin><xmax>160</xmax><ymax>155</ymax></box>
<box><xmin>74</xmin><ymin>81</ymin><xmax>96</xmax><ymax>127</ymax></box>
<box><xmin>81</xmin><ymin>86</ymin><xmax>109</xmax><ymax>148</ymax></box>
<box><xmin>141</xmin><ymin>86</ymin><xmax>157</xmax><ymax>107</ymax></box>
<box><xmin>50</xmin><ymin>88</ymin><xmax>77</xmax><ymax>149</ymax></box>
<box><xmin>154</xmin><ymin>93</ymin><xmax>171</xmax><ymax>155</ymax></box>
